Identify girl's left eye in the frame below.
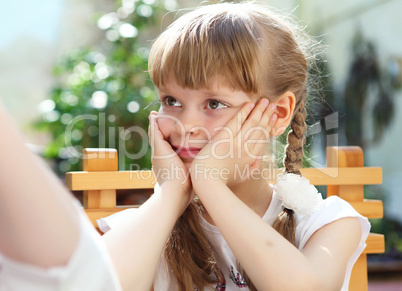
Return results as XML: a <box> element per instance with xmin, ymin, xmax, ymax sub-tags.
<box><xmin>207</xmin><ymin>100</ymin><xmax>227</xmax><ymax>110</ymax></box>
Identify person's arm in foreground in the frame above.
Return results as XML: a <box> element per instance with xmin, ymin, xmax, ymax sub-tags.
<box><xmin>0</xmin><ymin>103</ymin><xmax>80</xmax><ymax>268</ymax></box>
<box><xmin>101</xmin><ymin>112</ymin><xmax>192</xmax><ymax>291</ymax></box>
<box><xmin>191</xmin><ymin>100</ymin><xmax>362</xmax><ymax>291</ymax></box>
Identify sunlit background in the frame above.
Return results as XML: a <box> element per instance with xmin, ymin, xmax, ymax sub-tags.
<box><xmin>1</xmin><ymin>0</ymin><xmax>402</xmax><ymax>288</ymax></box>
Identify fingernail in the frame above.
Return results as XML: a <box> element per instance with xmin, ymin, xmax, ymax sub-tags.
<box><xmin>262</xmin><ymin>98</ymin><xmax>269</xmax><ymax>106</ymax></box>
<box><xmin>271</xmin><ymin>113</ymin><xmax>278</xmax><ymax>122</ymax></box>
<box><xmin>249</xmin><ymin>103</ymin><xmax>255</xmax><ymax>109</ymax></box>
<box><xmin>270</xmin><ymin>103</ymin><xmax>277</xmax><ymax>111</ymax></box>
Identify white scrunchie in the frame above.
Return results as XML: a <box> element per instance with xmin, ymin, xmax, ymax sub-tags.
<box><xmin>273</xmin><ymin>173</ymin><xmax>323</xmax><ymax>216</ymax></box>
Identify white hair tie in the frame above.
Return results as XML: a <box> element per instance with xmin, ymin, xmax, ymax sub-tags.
<box><xmin>273</xmin><ymin>173</ymin><xmax>324</xmax><ymax>216</ymax></box>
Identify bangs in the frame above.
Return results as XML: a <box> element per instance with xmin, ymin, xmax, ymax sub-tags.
<box><xmin>148</xmin><ymin>5</ymin><xmax>264</xmax><ymax>94</ymax></box>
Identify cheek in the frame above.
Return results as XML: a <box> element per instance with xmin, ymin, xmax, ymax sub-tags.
<box><xmin>206</xmin><ymin>112</ymin><xmax>236</xmax><ymax>139</ymax></box>
<box><xmin>157</xmin><ymin>111</ymin><xmax>177</xmax><ymax>139</ymax></box>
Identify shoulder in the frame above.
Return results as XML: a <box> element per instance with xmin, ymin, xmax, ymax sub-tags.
<box><xmin>301</xmin><ymin>214</ymin><xmax>363</xmax><ymax>290</ymax></box>
<box><xmin>296</xmin><ymin>196</ymin><xmax>370</xmax><ymax>250</ymax></box>
<box><xmin>294</xmin><ymin>195</ymin><xmax>371</xmax><ymax>288</ymax></box>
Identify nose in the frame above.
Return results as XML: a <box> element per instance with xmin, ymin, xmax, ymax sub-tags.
<box><xmin>175</xmin><ymin>108</ymin><xmax>204</xmax><ymax>137</ymax></box>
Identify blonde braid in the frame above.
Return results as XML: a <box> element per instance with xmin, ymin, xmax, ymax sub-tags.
<box><xmin>284</xmin><ymin>88</ymin><xmax>307</xmax><ymax>175</ymax></box>
<box><xmin>272</xmin><ymin>88</ymin><xmax>307</xmax><ymax>246</ymax></box>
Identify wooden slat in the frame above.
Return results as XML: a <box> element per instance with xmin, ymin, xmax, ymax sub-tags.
<box><xmin>84</xmin><ymin>189</ymin><xmax>117</xmax><ymax>209</ymax></box>
<box><xmin>363</xmin><ymin>233</ymin><xmax>385</xmax><ymax>254</ymax></box>
<box><xmin>83</xmin><ymin>148</ymin><xmax>118</xmax><ymax>172</ymax></box>
<box><xmin>301</xmin><ymin>167</ymin><xmax>382</xmax><ymax>185</ymax></box>
<box><xmin>66</xmin><ymin>167</ymin><xmax>382</xmax><ymax>191</ymax></box>
<box><xmin>66</xmin><ymin>171</ymin><xmax>156</xmax><ymax>190</ymax></box>
<box><xmin>349</xmin><ymin>199</ymin><xmax>383</xmax><ymax>219</ymax></box>
<box><xmin>349</xmin><ymin>255</ymin><xmax>367</xmax><ymax>291</ymax></box>
<box><xmin>326</xmin><ymin>146</ymin><xmax>364</xmax><ymax>169</ymax></box>
<box><xmin>327</xmin><ymin>146</ymin><xmax>365</xmax><ymax>201</ymax></box>
<box><xmin>83</xmin><ymin>148</ymin><xmax>118</xmax><ymax>209</ymax></box>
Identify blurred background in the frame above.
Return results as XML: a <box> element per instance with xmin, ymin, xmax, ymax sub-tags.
<box><xmin>1</xmin><ymin>0</ymin><xmax>401</xmax><ymax>288</ymax></box>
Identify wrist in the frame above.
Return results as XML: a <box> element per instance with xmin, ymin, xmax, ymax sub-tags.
<box><xmin>156</xmin><ymin>181</ymin><xmax>193</xmax><ymax>214</ymax></box>
<box><xmin>190</xmin><ymin>163</ymin><xmax>229</xmax><ymax>187</ymax></box>
<box><xmin>191</xmin><ymin>174</ymin><xmax>228</xmax><ymax>196</ymax></box>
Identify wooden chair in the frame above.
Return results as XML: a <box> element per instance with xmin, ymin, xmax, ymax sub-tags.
<box><xmin>65</xmin><ymin>146</ymin><xmax>384</xmax><ymax>291</ymax></box>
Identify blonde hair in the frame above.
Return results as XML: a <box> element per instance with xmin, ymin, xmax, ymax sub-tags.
<box><xmin>149</xmin><ymin>2</ymin><xmax>316</xmax><ymax>290</ymax></box>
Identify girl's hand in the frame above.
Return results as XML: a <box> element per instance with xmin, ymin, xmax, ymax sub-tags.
<box><xmin>148</xmin><ymin>111</ymin><xmax>192</xmax><ymax>200</ymax></box>
<box><xmin>190</xmin><ymin>99</ymin><xmax>277</xmax><ymax>187</ymax></box>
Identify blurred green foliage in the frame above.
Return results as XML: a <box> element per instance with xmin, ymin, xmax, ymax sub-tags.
<box><xmin>35</xmin><ymin>0</ymin><xmax>179</xmax><ymax>175</ymax></box>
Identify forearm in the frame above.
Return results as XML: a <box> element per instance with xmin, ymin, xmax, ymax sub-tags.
<box><xmin>194</xmin><ymin>181</ymin><xmax>324</xmax><ymax>290</ymax></box>
<box><xmin>0</xmin><ymin>104</ymin><xmax>80</xmax><ymax>267</ymax></box>
<box><xmin>101</xmin><ymin>183</ymin><xmax>188</xmax><ymax>291</ymax></box>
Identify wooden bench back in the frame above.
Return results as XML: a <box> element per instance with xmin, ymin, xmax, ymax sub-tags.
<box><xmin>66</xmin><ymin>146</ymin><xmax>384</xmax><ymax>291</ymax></box>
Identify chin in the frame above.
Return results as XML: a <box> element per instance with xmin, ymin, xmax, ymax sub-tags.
<box><xmin>183</xmin><ymin>161</ymin><xmax>192</xmax><ymax>172</ymax></box>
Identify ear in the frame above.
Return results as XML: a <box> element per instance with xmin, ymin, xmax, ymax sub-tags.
<box><xmin>271</xmin><ymin>91</ymin><xmax>296</xmax><ymax>136</ymax></box>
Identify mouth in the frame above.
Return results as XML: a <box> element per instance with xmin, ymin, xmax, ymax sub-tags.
<box><xmin>171</xmin><ymin>145</ymin><xmax>202</xmax><ymax>158</ymax></box>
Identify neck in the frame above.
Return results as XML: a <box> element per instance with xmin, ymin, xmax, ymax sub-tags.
<box><xmin>229</xmin><ymin>176</ymin><xmax>273</xmax><ymax>218</ymax></box>
<box><xmin>200</xmin><ymin>173</ymin><xmax>273</xmax><ymax>226</ymax></box>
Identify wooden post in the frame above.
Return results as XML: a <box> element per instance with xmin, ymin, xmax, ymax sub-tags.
<box><xmin>82</xmin><ymin>148</ymin><xmax>118</xmax><ymax>209</ymax></box>
<box><xmin>326</xmin><ymin>146</ymin><xmax>367</xmax><ymax>291</ymax></box>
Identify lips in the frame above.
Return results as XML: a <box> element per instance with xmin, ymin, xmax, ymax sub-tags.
<box><xmin>172</xmin><ymin>145</ymin><xmax>202</xmax><ymax>158</ymax></box>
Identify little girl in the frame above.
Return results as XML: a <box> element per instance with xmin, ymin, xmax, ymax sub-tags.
<box><xmin>0</xmin><ymin>2</ymin><xmax>369</xmax><ymax>291</ymax></box>
<box><xmin>99</xmin><ymin>2</ymin><xmax>370</xmax><ymax>291</ymax></box>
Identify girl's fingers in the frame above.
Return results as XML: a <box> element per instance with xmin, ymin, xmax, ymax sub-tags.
<box><xmin>149</xmin><ymin>113</ymin><xmax>179</xmax><ymax>161</ymax></box>
<box><xmin>258</xmin><ymin>103</ymin><xmax>276</xmax><ymax>129</ymax></box>
<box><xmin>211</xmin><ymin>99</ymin><xmax>273</xmax><ymax>150</ymax></box>
<box><xmin>213</xmin><ymin>102</ymin><xmax>255</xmax><ymax>141</ymax></box>
<box><xmin>148</xmin><ymin>110</ymin><xmax>158</xmax><ymax>145</ymax></box>
<box><xmin>198</xmin><ymin>99</ymin><xmax>276</xmax><ymax>161</ymax></box>
<box><xmin>239</xmin><ymin>98</ymin><xmax>271</xmax><ymax>135</ymax></box>
<box><xmin>241</xmin><ymin>100</ymin><xmax>277</xmax><ymax>159</ymax></box>
<box><xmin>248</xmin><ymin>98</ymin><xmax>270</xmax><ymax>124</ymax></box>
<box><xmin>149</xmin><ymin>114</ymin><xmax>164</xmax><ymax>150</ymax></box>
<box><xmin>245</xmin><ymin>110</ymin><xmax>278</xmax><ymax>159</ymax></box>
<box><xmin>243</xmin><ymin>102</ymin><xmax>276</xmax><ymax>141</ymax></box>
<box><xmin>148</xmin><ymin>114</ymin><xmax>156</xmax><ymax>150</ymax></box>
<box><xmin>253</xmin><ymin>111</ymin><xmax>278</xmax><ymax>145</ymax></box>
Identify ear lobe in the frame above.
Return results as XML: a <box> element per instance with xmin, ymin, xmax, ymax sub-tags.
<box><xmin>271</xmin><ymin>91</ymin><xmax>296</xmax><ymax>136</ymax></box>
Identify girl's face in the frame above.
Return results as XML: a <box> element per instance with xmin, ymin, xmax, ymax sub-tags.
<box><xmin>157</xmin><ymin>79</ymin><xmax>254</xmax><ymax>168</ymax></box>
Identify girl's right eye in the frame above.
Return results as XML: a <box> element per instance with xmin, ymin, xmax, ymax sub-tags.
<box><xmin>163</xmin><ymin>96</ymin><xmax>181</xmax><ymax>107</ymax></box>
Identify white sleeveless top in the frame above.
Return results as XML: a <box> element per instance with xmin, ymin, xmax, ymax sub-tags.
<box><xmin>98</xmin><ymin>190</ymin><xmax>370</xmax><ymax>291</ymax></box>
